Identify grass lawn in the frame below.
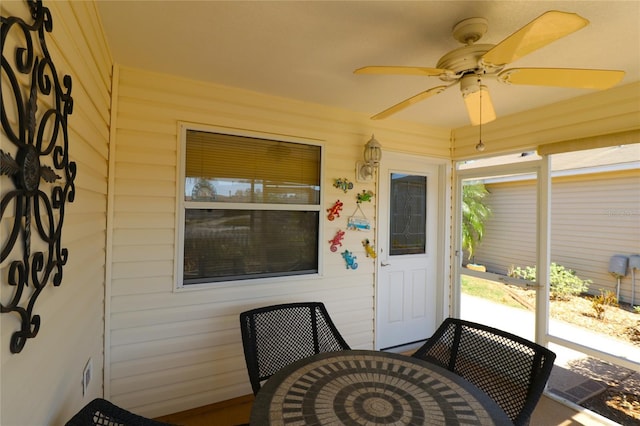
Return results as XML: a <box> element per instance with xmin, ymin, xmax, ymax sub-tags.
<box><xmin>461</xmin><ymin>275</ymin><xmax>526</xmax><ymax>309</ymax></box>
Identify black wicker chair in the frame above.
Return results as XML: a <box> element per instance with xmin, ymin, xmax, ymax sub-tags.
<box><xmin>239</xmin><ymin>302</ymin><xmax>351</xmax><ymax>395</ymax></box>
<box><xmin>65</xmin><ymin>398</ymin><xmax>176</xmax><ymax>426</ymax></box>
<box><xmin>412</xmin><ymin>318</ymin><xmax>556</xmax><ymax>426</ymax></box>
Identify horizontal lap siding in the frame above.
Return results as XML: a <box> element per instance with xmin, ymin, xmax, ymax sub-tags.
<box><xmin>473</xmin><ymin>181</ymin><xmax>537</xmax><ymax>273</ymax></box>
<box><xmin>550</xmin><ymin>172</ymin><xmax>640</xmax><ymax>303</ymax></box>
<box><xmin>109</xmin><ymin>65</ymin><xmax>449</xmax><ymax>417</ymax></box>
<box><xmin>474</xmin><ymin>171</ymin><xmax>640</xmax><ymax>303</ymax></box>
<box><xmin>0</xmin><ymin>1</ymin><xmax>112</xmax><ymax>425</ymax></box>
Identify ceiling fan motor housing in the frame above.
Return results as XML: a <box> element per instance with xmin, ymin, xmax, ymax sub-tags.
<box><xmin>436</xmin><ymin>44</ymin><xmax>499</xmax><ymax>80</ymax></box>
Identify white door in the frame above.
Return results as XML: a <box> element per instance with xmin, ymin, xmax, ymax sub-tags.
<box><xmin>376</xmin><ymin>152</ymin><xmax>441</xmax><ymax>350</ymax></box>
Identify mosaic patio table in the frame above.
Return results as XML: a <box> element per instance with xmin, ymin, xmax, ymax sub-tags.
<box><xmin>250</xmin><ymin>349</ymin><xmax>512</xmax><ymax>425</ymax></box>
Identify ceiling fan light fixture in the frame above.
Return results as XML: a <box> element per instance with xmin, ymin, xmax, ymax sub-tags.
<box><xmin>461</xmin><ymin>76</ymin><xmax>496</xmax><ymax>126</ymax></box>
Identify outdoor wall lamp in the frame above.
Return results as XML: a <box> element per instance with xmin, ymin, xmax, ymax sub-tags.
<box><xmin>356</xmin><ymin>134</ymin><xmax>382</xmax><ymax>182</ymax></box>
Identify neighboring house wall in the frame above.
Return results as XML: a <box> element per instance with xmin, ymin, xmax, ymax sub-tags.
<box><xmin>107</xmin><ymin>65</ymin><xmax>450</xmax><ymax>417</ymax></box>
<box><xmin>471</xmin><ymin>179</ymin><xmax>537</xmax><ymax>274</ymax></box>
<box><xmin>0</xmin><ymin>1</ymin><xmax>111</xmax><ymax>425</ymax></box>
<box><xmin>473</xmin><ymin>170</ymin><xmax>640</xmax><ymax>303</ymax></box>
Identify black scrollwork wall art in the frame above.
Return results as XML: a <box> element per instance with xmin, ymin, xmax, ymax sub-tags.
<box><xmin>1</xmin><ymin>0</ymin><xmax>76</xmax><ymax>353</ymax></box>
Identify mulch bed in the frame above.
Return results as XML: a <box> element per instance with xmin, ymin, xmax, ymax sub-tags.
<box><xmin>582</xmin><ymin>388</ymin><xmax>640</xmax><ymax>425</ymax></box>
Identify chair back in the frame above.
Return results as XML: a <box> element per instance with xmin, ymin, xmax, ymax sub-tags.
<box><xmin>412</xmin><ymin>318</ymin><xmax>556</xmax><ymax>426</ymax></box>
<box><xmin>66</xmin><ymin>398</ymin><xmax>175</xmax><ymax>425</ymax></box>
<box><xmin>240</xmin><ymin>302</ymin><xmax>350</xmax><ymax>395</ymax></box>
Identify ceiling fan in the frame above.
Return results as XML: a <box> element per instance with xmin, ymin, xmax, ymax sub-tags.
<box><xmin>355</xmin><ymin>11</ymin><xmax>625</xmax><ymax>125</ymax></box>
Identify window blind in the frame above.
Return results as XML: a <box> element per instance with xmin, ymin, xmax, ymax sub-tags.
<box><xmin>186</xmin><ymin>130</ymin><xmax>320</xmax><ymax>186</ymax></box>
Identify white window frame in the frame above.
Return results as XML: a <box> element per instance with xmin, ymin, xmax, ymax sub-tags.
<box><xmin>175</xmin><ymin>123</ymin><xmax>324</xmax><ymax>290</ymax></box>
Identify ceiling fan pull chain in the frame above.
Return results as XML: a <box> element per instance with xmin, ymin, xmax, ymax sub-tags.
<box><xmin>476</xmin><ymin>77</ymin><xmax>485</xmax><ymax>152</ymax></box>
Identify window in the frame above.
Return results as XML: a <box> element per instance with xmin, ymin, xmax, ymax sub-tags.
<box><xmin>179</xmin><ymin>128</ymin><xmax>322</xmax><ymax>285</ymax></box>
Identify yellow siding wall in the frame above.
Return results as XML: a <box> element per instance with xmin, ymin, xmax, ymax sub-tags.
<box><xmin>108</xmin><ymin>65</ymin><xmax>450</xmax><ymax>417</ymax></box>
<box><xmin>0</xmin><ymin>1</ymin><xmax>112</xmax><ymax>425</ymax></box>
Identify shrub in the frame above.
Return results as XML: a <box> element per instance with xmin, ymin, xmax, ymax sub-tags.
<box><xmin>591</xmin><ymin>289</ymin><xmax>618</xmax><ymax>320</ymax></box>
<box><xmin>462</xmin><ymin>182</ymin><xmax>492</xmax><ymax>262</ymax></box>
<box><xmin>508</xmin><ymin>262</ymin><xmax>591</xmax><ymax>300</ymax></box>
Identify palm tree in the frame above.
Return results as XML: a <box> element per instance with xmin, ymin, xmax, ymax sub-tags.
<box><xmin>462</xmin><ymin>182</ymin><xmax>491</xmax><ymax>262</ymax></box>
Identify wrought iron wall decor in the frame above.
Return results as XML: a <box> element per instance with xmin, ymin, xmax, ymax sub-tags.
<box><xmin>1</xmin><ymin>0</ymin><xmax>76</xmax><ymax>353</ymax></box>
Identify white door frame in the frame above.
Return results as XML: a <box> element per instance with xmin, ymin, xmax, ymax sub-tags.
<box><xmin>374</xmin><ymin>151</ymin><xmax>451</xmax><ymax>350</ymax></box>
<box><xmin>453</xmin><ymin>160</ymin><xmax>548</xmax><ymax>343</ymax></box>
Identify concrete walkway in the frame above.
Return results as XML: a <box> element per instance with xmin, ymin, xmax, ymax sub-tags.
<box><xmin>461</xmin><ymin>294</ymin><xmax>640</xmax><ymax>406</ymax></box>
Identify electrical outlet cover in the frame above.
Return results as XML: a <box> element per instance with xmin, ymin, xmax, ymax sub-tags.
<box><xmin>82</xmin><ymin>358</ymin><xmax>93</xmax><ymax>396</ymax></box>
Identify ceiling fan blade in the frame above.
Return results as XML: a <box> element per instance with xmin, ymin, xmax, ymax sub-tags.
<box><xmin>498</xmin><ymin>68</ymin><xmax>625</xmax><ymax>89</ymax></box>
<box><xmin>355</xmin><ymin>66</ymin><xmax>451</xmax><ymax>77</ymax></box>
<box><xmin>481</xmin><ymin>11</ymin><xmax>589</xmax><ymax>67</ymax></box>
<box><xmin>371</xmin><ymin>85</ymin><xmax>450</xmax><ymax>120</ymax></box>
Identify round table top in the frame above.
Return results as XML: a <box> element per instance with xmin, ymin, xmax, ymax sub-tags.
<box><xmin>250</xmin><ymin>349</ymin><xmax>512</xmax><ymax>425</ymax></box>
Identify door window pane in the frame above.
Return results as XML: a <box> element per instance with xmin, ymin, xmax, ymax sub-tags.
<box><xmin>389</xmin><ymin>173</ymin><xmax>426</xmax><ymax>255</ymax></box>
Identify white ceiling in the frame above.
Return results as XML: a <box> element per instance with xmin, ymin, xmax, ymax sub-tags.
<box><xmin>96</xmin><ymin>1</ymin><xmax>640</xmax><ymax>129</ymax></box>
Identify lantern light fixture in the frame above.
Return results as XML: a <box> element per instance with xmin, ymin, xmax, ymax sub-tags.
<box><xmin>356</xmin><ymin>134</ymin><xmax>382</xmax><ymax>182</ymax></box>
